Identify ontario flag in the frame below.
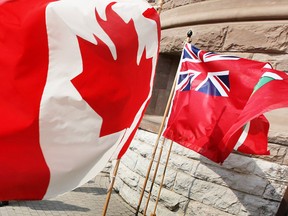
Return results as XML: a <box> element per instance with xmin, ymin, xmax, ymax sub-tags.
<box><xmin>0</xmin><ymin>0</ymin><xmax>160</xmax><ymax>200</ymax></box>
<box><xmin>163</xmin><ymin>43</ymin><xmax>288</xmax><ymax>163</ymax></box>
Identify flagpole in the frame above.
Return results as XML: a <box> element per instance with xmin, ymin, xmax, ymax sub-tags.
<box><xmin>135</xmin><ymin>30</ymin><xmax>193</xmax><ymax>215</ymax></box>
<box><xmin>143</xmin><ymin>31</ymin><xmax>193</xmax><ymax>215</ymax></box>
<box><xmin>150</xmin><ymin>140</ymin><xmax>173</xmax><ymax>216</ymax></box>
<box><xmin>143</xmin><ymin>30</ymin><xmax>193</xmax><ymax>216</ymax></box>
<box><xmin>142</xmin><ymin>138</ymin><xmax>167</xmax><ymax>215</ymax></box>
<box><xmin>135</xmin><ymin>75</ymin><xmax>177</xmax><ymax>215</ymax></box>
<box><xmin>102</xmin><ymin>159</ymin><xmax>121</xmax><ymax>216</ymax></box>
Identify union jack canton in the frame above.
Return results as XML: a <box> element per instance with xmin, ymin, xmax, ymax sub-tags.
<box><xmin>177</xmin><ymin>43</ymin><xmax>239</xmax><ymax>97</ymax></box>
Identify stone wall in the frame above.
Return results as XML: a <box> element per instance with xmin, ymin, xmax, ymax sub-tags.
<box><xmin>113</xmin><ymin>124</ymin><xmax>288</xmax><ymax>215</ymax></box>
<box><xmin>111</xmin><ymin>0</ymin><xmax>288</xmax><ymax>215</ymax></box>
<box><xmin>148</xmin><ymin>0</ymin><xmax>288</xmax><ymax>116</ymax></box>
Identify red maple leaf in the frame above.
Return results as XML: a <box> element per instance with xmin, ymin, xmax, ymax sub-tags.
<box><xmin>71</xmin><ymin>3</ymin><xmax>154</xmax><ymax>137</ymax></box>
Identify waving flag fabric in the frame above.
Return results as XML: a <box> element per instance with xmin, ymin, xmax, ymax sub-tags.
<box><xmin>0</xmin><ymin>0</ymin><xmax>160</xmax><ymax>200</ymax></box>
<box><xmin>163</xmin><ymin>43</ymin><xmax>288</xmax><ymax>163</ymax></box>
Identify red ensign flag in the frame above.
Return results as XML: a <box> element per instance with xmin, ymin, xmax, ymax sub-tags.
<box><xmin>0</xmin><ymin>0</ymin><xmax>160</xmax><ymax>199</ymax></box>
<box><xmin>163</xmin><ymin>43</ymin><xmax>288</xmax><ymax>163</ymax></box>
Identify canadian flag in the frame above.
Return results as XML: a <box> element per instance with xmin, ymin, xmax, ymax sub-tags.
<box><xmin>0</xmin><ymin>0</ymin><xmax>160</xmax><ymax>199</ymax></box>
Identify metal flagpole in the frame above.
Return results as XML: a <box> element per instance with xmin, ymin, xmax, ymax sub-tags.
<box><xmin>138</xmin><ymin>30</ymin><xmax>193</xmax><ymax>216</ymax></box>
<box><xmin>102</xmin><ymin>159</ymin><xmax>121</xmax><ymax>216</ymax></box>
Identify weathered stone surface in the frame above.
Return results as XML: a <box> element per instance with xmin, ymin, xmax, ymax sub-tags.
<box><xmin>115</xmin><ymin>129</ymin><xmax>288</xmax><ymax>215</ymax></box>
<box><xmin>268</xmin><ymin>132</ymin><xmax>288</xmax><ymax>146</ymax></box>
<box><xmin>102</xmin><ymin>160</ymin><xmax>112</xmax><ymax>173</ymax></box>
<box><xmin>186</xmin><ymin>200</ymin><xmax>233</xmax><ymax>216</ymax></box>
<box><xmin>160</xmin><ymin>24</ymin><xmax>229</xmax><ymax>54</ymax></box>
<box><xmin>165</xmin><ymin>152</ymin><xmax>199</xmax><ymax>173</ymax></box>
<box><xmin>263</xmin><ymin>181</ymin><xmax>287</xmax><ymax>201</ymax></box>
<box><xmin>224</xmin><ymin>24</ymin><xmax>288</xmax><ymax>53</ymax></box>
<box><xmin>114</xmin><ymin>174</ymin><xmax>124</xmax><ymax>192</ymax></box>
<box><xmin>194</xmin><ymin>163</ymin><xmax>268</xmax><ymax>196</ymax></box>
<box><xmin>129</xmin><ymin>139</ymin><xmax>153</xmax><ymax>159</ymax></box>
<box><xmin>117</xmin><ymin>163</ymin><xmax>140</xmax><ymax>188</ymax></box>
<box><xmin>255</xmin><ymin>143</ymin><xmax>287</xmax><ymax>165</ymax></box>
<box><xmin>283</xmin><ymin>153</ymin><xmax>288</xmax><ymax>166</ymax></box>
<box><xmin>254</xmin><ymin>158</ymin><xmax>288</xmax><ymax>182</ymax></box>
<box><xmin>189</xmin><ymin>179</ymin><xmax>243</xmax><ymax>214</ymax></box>
<box><xmin>117</xmin><ymin>182</ymin><xmax>142</xmax><ymax>210</ymax></box>
<box><xmin>173</xmin><ymin>172</ymin><xmax>242</xmax><ymax>214</ymax></box>
<box><xmin>252</xmin><ymin>53</ymin><xmax>288</xmax><ymax>71</ymax></box>
<box><xmin>161</xmin><ymin>0</ymin><xmax>288</xmax><ymax>30</ymax></box>
<box><xmin>161</xmin><ymin>22</ymin><xmax>288</xmax><ymax>56</ymax></box>
<box><xmin>145</xmin><ymin>197</ymin><xmax>185</xmax><ymax>216</ymax></box>
<box><xmin>221</xmin><ymin>154</ymin><xmax>257</xmax><ymax>174</ymax></box>
<box><xmin>150</xmin><ymin>185</ymin><xmax>188</xmax><ymax>211</ymax></box>
<box><xmin>134</xmin><ymin>154</ymin><xmax>152</xmax><ymax>177</ymax></box>
<box><xmin>239</xmin><ymin>194</ymin><xmax>279</xmax><ymax>216</ymax></box>
<box><xmin>134</xmin><ymin>128</ymin><xmax>160</xmax><ymax>145</ymax></box>
<box><xmin>173</xmin><ymin>172</ymin><xmax>194</xmax><ymax>197</ymax></box>
<box><xmin>162</xmin><ymin>0</ymin><xmax>206</xmax><ymax>12</ymax></box>
<box><xmin>121</xmin><ymin>149</ymin><xmax>138</xmax><ymax>170</ymax></box>
<box><xmin>153</xmin><ymin>164</ymin><xmax>177</xmax><ymax>189</ymax></box>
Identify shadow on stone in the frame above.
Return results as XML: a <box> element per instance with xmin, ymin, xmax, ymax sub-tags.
<box><xmin>194</xmin><ymin>154</ymin><xmax>281</xmax><ymax>215</ymax></box>
<box><xmin>73</xmin><ymin>186</ymin><xmax>116</xmax><ymax>196</ymax></box>
<box><xmin>15</xmin><ymin>200</ymin><xmax>90</xmax><ymax>212</ymax></box>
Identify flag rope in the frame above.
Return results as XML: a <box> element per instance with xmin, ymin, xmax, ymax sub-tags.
<box><xmin>135</xmin><ymin>30</ymin><xmax>193</xmax><ymax>215</ymax></box>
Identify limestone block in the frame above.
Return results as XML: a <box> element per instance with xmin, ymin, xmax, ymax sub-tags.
<box><xmin>153</xmin><ymin>164</ymin><xmax>177</xmax><ymax>189</ymax></box>
<box><xmin>161</xmin><ymin>0</ymin><xmax>288</xmax><ymax>30</ymax></box>
<box><xmin>160</xmin><ymin>25</ymin><xmax>229</xmax><ymax>54</ymax></box>
<box><xmin>151</xmin><ymin>184</ymin><xmax>188</xmax><ymax>211</ymax></box>
<box><xmin>283</xmin><ymin>153</ymin><xmax>288</xmax><ymax>166</ymax></box>
<box><xmin>263</xmin><ymin>181</ymin><xmax>286</xmax><ymax>202</ymax></box>
<box><xmin>188</xmin><ymin>179</ymin><xmax>243</xmax><ymax>214</ymax></box>
<box><xmin>118</xmin><ymin>183</ymin><xmax>142</xmax><ymax>210</ymax></box>
<box><xmin>224</xmin><ymin>24</ymin><xmax>288</xmax><ymax>53</ymax></box>
<box><xmin>186</xmin><ymin>200</ymin><xmax>233</xmax><ymax>216</ymax></box>
<box><xmin>218</xmin><ymin>153</ymin><xmax>256</xmax><ymax>174</ymax></box>
<box><xmin>254</xmin><ymin>158</ymin><xmax>288</xmax><ymax>182</ymax></box>
<box><xmin>255</xmin><ymin>143</ymin><xmax>287</xmax><ymax>165</ymax></box>
<box><xmin>121</xmin><ymin>149</ymin><xmax>138</xmax><ymax>170</ymax></box>
<box><xmin>194</xmin><ymin>163</ymin><xmax>268</xmax><ymax>196</ymax></box>
<box><xmin>173</xmin><ymin>172</ymin><xmax>240</xmax><ymax>214</ymax></box>
<box><xmin>171</xmin><ymin>141</ymin><xmax>185</xmax><ymax>155</ymax></box>
<box><xmin>117</xmin><ymin>163</ymin><xmax>140</xmax><ymax>188</ymax></box>
<box><xmin>170</xmin><ymin>141</ymin><xmax>202</xmax><ymax>161</ymax></box>
<box><xmin>145</xmin><ymin>196</ymin><xmax>185</xmax><ymax>216</ymax></box>
<box><xmin>129</xmin><ymin>139</ymin><xmax>153</xmax><ymax>159</ymax></box>
<box><xmin>239</xmin><ymin>193</ymin><xmax>279</xmax><ymax>216</ymax></box>
<box><xmin>166</xmin><ymin>152</ymin><xmax>199</xmax><ymax>173</ymax></box>
<box><xmin>134</xmin><ymin>154</ymin><xmax>152</xmax><ymax>177</ymax></box>
<box><xmin>252</xmin><ymin>53</ymin><xmax>288</xmax><ymax>71</ymax></box>
<box><xmin>173</xmin><ymin>172</ymin><xmax>194</xmax><ymax>197</ymax></box>
<box><xmin>102</xmin><ymin>160</ymin><xmax>112</xmax><ymax>173</ymax></box>
<box><xmin>138</xmin><ymin>174</ymin><xmax>153</xmax><ymax>192</ymax></box>
<box><xmin>134</xmin><ymin>128</ymin><xmax>159</xmax><ymax>145</ymax></box>
<box><xmin>268</xmin><ymin>132</ymin><xmax>288</xmax><ymax>146</ymax></box>
<box><xmin>162</xmin><ymin>0</ymin><xmax>206</xmax><ymax>11</ymax></box>
<box><xmin>181</xmin><ymin>145</ymin><xmax>202</xmax><ymax>160</ymax></box>
<box><xmin>114</xmin><ymin>175</ymin><xmax>124</xmax><ymax>192</ymax></box>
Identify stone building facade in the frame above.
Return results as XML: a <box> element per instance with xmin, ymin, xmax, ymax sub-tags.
<box><xmin>111</xmin><ymin>0</ymin><xmax>288</xmax><ymax>215</ymax></box>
